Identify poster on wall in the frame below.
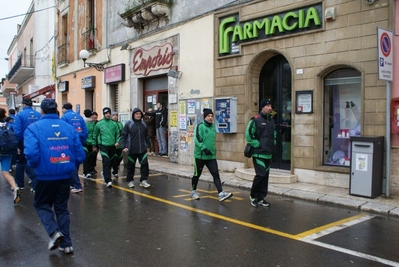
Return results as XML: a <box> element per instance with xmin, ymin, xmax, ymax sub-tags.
<box><xmin>355</xmin><ymin>153</ymin><xmax>368</xmax><ymax>171</ymax></box>
<box><xmin>170</xmin><ymin>110</ymin><xmax>177</xmax><ymax>127</ymax></box>
<box><xmin>188</xmin><ymin>100</ymin><xmax>195</xmax><ymax>114</ymax></box>
<box><xmin>179</xmin><ymin>101</ymin><xmax>187</xmax><ymax>131</ymax></box>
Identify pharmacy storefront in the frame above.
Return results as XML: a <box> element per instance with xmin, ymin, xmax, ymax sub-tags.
<box><xmin>214</xmin><ymin>1</ymin><xmax>392</xmax><ymax>191</ymax></box>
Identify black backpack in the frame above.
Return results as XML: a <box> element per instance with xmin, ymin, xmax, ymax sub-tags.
<box><xmin>0</xmin><ymin>126</ymin><xmax>19</xmax><ymax>155</ymax></box>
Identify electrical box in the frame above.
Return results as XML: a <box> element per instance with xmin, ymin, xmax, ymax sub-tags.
<box><xmin>215</xmin><ymin>97</ymin><xmax>237</xmax><ymax>133</ymax></box>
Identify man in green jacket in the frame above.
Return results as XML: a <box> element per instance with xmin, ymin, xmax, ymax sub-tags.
<box><xmin>82</xmin><ymin>109</ymin><xmax>97</xmax><ymax>178</ymax></box>
<box><xmin>111</xmin><ymin>112</ymin><xmax>124</xmax><ymax>178</ymax></box>
<box><xmin>93</xmin><ymin>107</ymin><xmax>120</xmax><ymax>187</ymax></box>
<box><xmin>245</xmin><ymin>99</ymin><xmax>276</xmax><ymax>207</ymax></box>
<box><xmin>190</xmin><ymin>108</ymin><xmax>232</xmax><ymax>202</ymax></box>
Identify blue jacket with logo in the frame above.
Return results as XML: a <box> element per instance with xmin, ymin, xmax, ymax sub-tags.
<box><xmin>61</xmin><ymin>109</ymin><xmax>88</xmax><ymax>145</ymax></box>
<box><xmin>24</xmin><ymin>114</ymin><xmax>86</xmax><ymax>180</ymax></box>
<box><xmin>13</xmin><ymin>106</ymin><xmax>41</xmax><ymax>141</ymax></box>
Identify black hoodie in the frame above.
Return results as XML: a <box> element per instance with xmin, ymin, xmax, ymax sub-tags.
<box><xmin>120</xmin><ymin>108</ymin><xmax>150</xmax><ymax>154</ymax></box>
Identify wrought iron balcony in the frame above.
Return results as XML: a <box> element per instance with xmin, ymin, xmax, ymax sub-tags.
<box><xmin>57</xmin><ymin>42</ymin><xmax>69</xmax><ymax>65</ymax></box>
<box><xmin>7</xmin><ymin>55</ymin><xmax>35</xmax><ymax>84</ymax></box>
<box><xmin>81</xmin><ymin>27</ymin><xmax>96</xmax><ymax>51</ymax></box>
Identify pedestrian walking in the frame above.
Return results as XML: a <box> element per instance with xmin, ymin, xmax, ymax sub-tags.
<box><xmin>111</xmin><ymin>112</ymin><xmax>124</xmax><ymax>178</ymax></box>
<box><xmin>93</xmin><ymin>107</ymin><xmax>120</xmax><ymax>188</ymax></box>
<box><xmin>24</xmin><ymin>99</ymin><xmax>85</xmax><ymax>253</ymax></box>
<box><xmin>145</xmin><ymin>102</ymin><xmax>168</xmax><ymax>156</ymax></box>
<box><xmin>82</xmin><ymin>109</ymin><xmax>97</xmax><ymax>178</ymax></box>
<box><xmin>90</xmin><ymin>111</ymin><xmax>99</xmax><ymax>173</ymax></box>
<box><xmin>245</xmin><ymin>98</ymin><xmax>276</xmax><ymax>207</ymax></box>
<box><xmin>144</xmin><ymin>107</ymin><xmax>156</xmax><ymax>155</ymax></box>
<box><xmin>13</xmin><ymin>98</ymin><xmax>41</xmax><ymax>192</ymax></box>
<box><xmin>61</xmin><ymin>103</ymin><xmax>88</xmax><ymax>193</ymax></box>
<box><xmin>121</xmin><ymin>108</ymin><xmax>151</xmax><ymax>189</ymax></box>
<box><xmin>0</xmin><ymin>108</ymin><xmax>21</xmax><ymax>204</ymax></box>
<box><xmin>190</xmin><ymin>108</ymin><xmax>232</xmax><ymax>202</ymax></box>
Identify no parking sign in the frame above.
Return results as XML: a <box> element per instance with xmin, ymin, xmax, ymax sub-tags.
<box><xmin>378</xmin><ymin>28</ymin><xmax>393</xmax><ymax>81</ymax></box>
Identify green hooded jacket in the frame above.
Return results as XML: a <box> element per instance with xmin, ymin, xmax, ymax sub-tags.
<box><xmin>194</xmin><ymin>120</ymin><xmax>216</xmax><ymax>160</ymax></box>
<box><xmin>93</xmin><ymin>118</ymin><xmax>120</xmax><ymax>146</ymax></box>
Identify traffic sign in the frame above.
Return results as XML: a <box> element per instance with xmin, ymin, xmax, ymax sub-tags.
<box><xmin>378</xmin><ymin>28</ymin><xmax>393</xmax><ymax>81</ymax></box>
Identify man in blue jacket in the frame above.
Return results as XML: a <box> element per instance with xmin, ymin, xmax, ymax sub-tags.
<box><xmin>24</xmin><ymin>99</ymin><xmax>85</xmax><ymax>254</ymax></box>
<box><xmin>13</xmin><ymin>98</ymin><xmax>41</xmax><ymax>191</ymax></box>
<box><xmin>61</xmin><ymin>102</ymin><xmax>88</xmax><ymax>193</ymax></box>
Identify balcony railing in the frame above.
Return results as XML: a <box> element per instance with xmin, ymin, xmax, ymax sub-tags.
<box><xmin>7</xmin><ymin>55</ymin><xmax>35</xmax><ymax>84</ymax></box>
<box><xmin>57</xmin><ymin>42</ymin><xmax>69</xmax><ymax>65</ymax></box>
<box><xmin>81</xmin><ymin>27</ymin><xmax>96</xmax><ymax>51</ymax></box>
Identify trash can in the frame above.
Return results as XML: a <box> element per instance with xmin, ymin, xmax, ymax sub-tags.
<box><xmin>349</xmin><ymin>136</ymin><xmax>384</xmax><ymax>199</ymax></box>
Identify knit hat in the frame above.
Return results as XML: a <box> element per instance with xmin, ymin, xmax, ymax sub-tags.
<box><xmin>260</xmin><ymin>99</ymin><xmax>272</xmax><ymax>108</ymax></box>
<box><xmin>83</xmin><ymin>109</ymin><xmax>93</xmax><ymax>118</ymax></box>
<box><xmin>103</xmin><ymin>107</ymin><xmax>111</xmax><ymax>115</ymax></box>
<box><xmin>203</xmin><ymin>108</ymin><xmax>214</xmax><ymax>119</ymax></box>
<box><xmin>111</xmin><ymin>112</ymin><xmax>118</xmax><ymax>116</ymax></box>
<box><xmin>40</xmin><ymin>99</ymin><xmax>58</xmax><ymax>114</ymax></box>
<box><xmin>22</xmin><ymin>98</ymin><xmax>33</xmax><ymax>106</ymax></box>
<box><xmin>62</xmin><ymin>103</ymin><xmax>73</xmax><ymax>110</ymax></box>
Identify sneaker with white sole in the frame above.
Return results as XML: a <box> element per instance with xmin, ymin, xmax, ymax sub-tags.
<box><xmin>128</xmin><ymin>181</ymin><xmax>135</xmax><ymax>188</ymax></box>
<box><xmin>139</xmin><ymin>180</ymin><xmax>150</xmax><ymax>188</ymax></box>
<box><xmin>190</xmin><ymin>190</ymin><xmax>200</xmax><ymax>200</ymax></box>
<box><xmin>71</xmin><ymin>188</ymin><xmax>83</xmax><ymax>194</ymax></box>
<box><xmin>14</xmin><ymin>187</ymin><xmax>21</xmax><ymax>204</ymax></box>
<box><xmin>258</xmin><ymin>199</ymin><xmax>270</xmax><ymax>207</ymax></box>
<box><xmin>106</xmin><ymin>181</ymin><xmax>112</xmax><ymax>188</ymax></box>
<box><xmin>84</xmin><ymin>173</ymin><xmax>92</xmax><ymax>179</ymax></box>
<box><xmin>59</xmin><ymin>246</ymin><xmax>73</xmax><ymax>254</ymax></box>
<box><xmin>250</xmin><ymin>196</ymin><xmax>258</xmax><ymax>207</ymax></box>
<box><xmin>48</xmin><ymin>231</ymin><xmax>64</xmax><ymax>250</ymax></box>
<box><xmin>219</xmin><ymin>191</ymin><xmax>233</xmax><ymax>202</ymax></box>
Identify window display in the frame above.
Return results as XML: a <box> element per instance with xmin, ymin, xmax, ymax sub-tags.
<box><xmin>323</xmin><ymin>69</ymin><xmax>361</xmax><ymax>166</ymax></box>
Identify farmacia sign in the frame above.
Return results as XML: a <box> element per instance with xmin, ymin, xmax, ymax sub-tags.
<box><xmin>218</xmin><ymin>3</ymin><xmax>322</xmax><ymax>56</ymax></box>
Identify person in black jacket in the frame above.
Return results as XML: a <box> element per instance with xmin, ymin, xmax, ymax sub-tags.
<box><xmin>121</xmin><ymin>108</ymin><xmax>151</xmax><ymax>189</ymax></box>
<box><xmin>145</xmin><ymin>102</ymin><xmax>168</xmax><ymax>156</ymax></box>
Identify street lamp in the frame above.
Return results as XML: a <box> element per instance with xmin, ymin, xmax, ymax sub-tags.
<box><xmin>79</xmin><ymin>49</ymin><xmax>107</xmax><ymax>72</ymax></box>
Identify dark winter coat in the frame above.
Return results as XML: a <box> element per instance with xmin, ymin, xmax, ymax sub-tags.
<box><xmin>120</xmin><ymin>108</ymin><xmax>150</xmax><ymax>154</ymax></box>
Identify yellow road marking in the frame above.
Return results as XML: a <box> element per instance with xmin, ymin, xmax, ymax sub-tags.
<box><xmin>94</xmin><ymin>179</ymin><xmax>366</xmax><ymax>240</ymax></box>
<box><xmin>293</xmin><ymin>213</ymin><xmax>368</xmax><ymax>240</ymax></box>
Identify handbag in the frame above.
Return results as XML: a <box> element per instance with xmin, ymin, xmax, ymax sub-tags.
<box><xmin>244</xmin><ymin>143</ymin><xmax>254</xmax><ymax>158</ymax></box>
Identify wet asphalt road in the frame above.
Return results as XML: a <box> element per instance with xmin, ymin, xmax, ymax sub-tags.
<box><xmin>1</xmin><ymin>168</ymin><xmax>399</xmax><ymax>267</ymax></box>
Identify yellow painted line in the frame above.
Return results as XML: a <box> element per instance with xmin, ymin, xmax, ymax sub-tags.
<box><xmin>94</xmin><ymin>180</ymin><xmax>296</xmax><ymax>239</ymax></box>
<box><xmin>293</xmin><ymin>213</ymin><xmax>368</xmax><ymax>240</ymax></box>
<box><xmin>93</xmin><ymin>180</ymin><xmax>367</xmax><ymax>241</ymax></box>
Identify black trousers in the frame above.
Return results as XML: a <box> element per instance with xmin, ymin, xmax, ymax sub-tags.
<box><xmin>126</xmin><ymin>153</ymin><xmax>149</xmax><ymax>182</ymax></box>
<box><xmin>83</xmin><ymin>144</ymin><xmax>96</xmax><ymax>175</ymax></box>
<box><xmin>250</xmin><ymin>157</ymin><xmax>271</xmax><ymax>201</ymax></box>
<box><xmin>112</xmin><ymin>148</ymin><xmax>123</xmax><ymax>174</ymax></box>
<box><xmin>98</xmin><ymin>145</ymin><xmax>116</xmax><ymax>183</ymax></box>
<box><xmin>191</xmin><ymin>158</ymin><xmax>223</xmax><ymax>193</ymax></box>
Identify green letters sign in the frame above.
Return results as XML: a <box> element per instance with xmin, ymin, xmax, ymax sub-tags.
<box><xmin>219</xmin><ymin>3</ymin><xmax>322</xmax><ymax>56</ymax></box>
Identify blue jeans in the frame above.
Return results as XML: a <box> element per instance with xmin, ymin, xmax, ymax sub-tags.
<box><xmin>70</xmin><ymin>168</ymin><xmax>82</xmax><ymax>190</ymax></box>
<box><xmin>156</xmin><ymin>126</ymin><xmax>167</xmax><ymax>155</ymax></box>
<box><xmin>34</xmin><ymin>178</ymin><xmax>72</xmax><ymax>247</ymax></box>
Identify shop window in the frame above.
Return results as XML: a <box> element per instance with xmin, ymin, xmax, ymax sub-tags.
<box><xmin>323</xmin><ymin>68</ymin><xmax>361</xmax><ymax>166</ymax></box>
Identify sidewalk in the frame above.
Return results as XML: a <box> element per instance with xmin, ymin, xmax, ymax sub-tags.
<box><xmin>146</xmin><ymin>158</ymin><xmax>399</xmax><ymax>217</ymax></box>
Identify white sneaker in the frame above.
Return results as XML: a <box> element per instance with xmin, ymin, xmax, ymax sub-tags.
<box><xmin>106</xmin><ymin>181</ymin><xmax>112</xmax><ymax>188</ymax></box>
<box><xmin>190</xmin><ymin>190</ymin><xmax>200</xmax><ymax>200</ymax></box>
<box><xmin>219</xmin><ymin>191</ymin><xmax>233</xmax><ymax>202</ymax></box>
<box><xmin>139</xmin><ymin>180</ymin><xmax>150</xmax><ymax>188</ymax></box>
<box><xmin>71</xmin><ymin>188</ymin><xmax>83</xmax><ymax>194</ymax></box>
<box><xmin>128</xmin><ymin>181</ymin><xmax>135</xmax><ymax>188</ymax></box>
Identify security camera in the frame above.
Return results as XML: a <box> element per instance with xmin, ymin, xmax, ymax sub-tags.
<box><xmin>366</xmin><ymin>0</ymin><xmax>375</xmax><ymax>4</ymax></box>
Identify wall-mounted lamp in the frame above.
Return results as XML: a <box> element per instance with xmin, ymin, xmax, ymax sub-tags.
<box><xmin>79</xmin><ymin>49</ymin><xmax>107</xmax><ymax>72</ymax></box>
<box><xmin>167</xmin><ymin>69</ymin><xmax>182</xmax><ymax>79</ymax></box>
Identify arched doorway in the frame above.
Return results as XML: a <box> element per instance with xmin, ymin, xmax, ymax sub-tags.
<box><xmin>259</xmin><ymin>54</ymin><xmax>292</xmax><ymax>170</ymax></box>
